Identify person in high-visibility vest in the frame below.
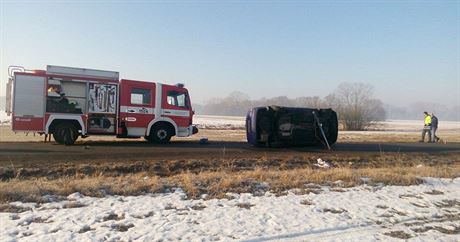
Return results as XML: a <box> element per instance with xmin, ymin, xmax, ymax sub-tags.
<box><xmin>419</xmin><ymin>111</ymin><xmax>432</xmax><ymax>142</ymax></box>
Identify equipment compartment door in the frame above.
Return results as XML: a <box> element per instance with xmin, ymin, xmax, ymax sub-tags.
<box><xmin>87</xmin><ymin>83</ymin><xmax>117</xmax><ymax>134</ymax></box>
<box><xmin>12</xmin><ymin>74</ymin><xmax>45</xmax><ymax>131</ymax></box>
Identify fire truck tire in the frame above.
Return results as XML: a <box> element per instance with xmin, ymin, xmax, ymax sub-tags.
<box><xmin>53</xmin><ymin>123</ymin><xmax>78</xmax><ymax>145</ymax></box>
<box><xmin>149</xmin><ymin>125</ymin><xmax>173</xmax><ymax>143</ymax></box>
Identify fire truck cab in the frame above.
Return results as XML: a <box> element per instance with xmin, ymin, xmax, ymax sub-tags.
<box><xmin>5</xmin><ymin>65</ymin><xmax>198</xmax><ymax>145</ymax></box>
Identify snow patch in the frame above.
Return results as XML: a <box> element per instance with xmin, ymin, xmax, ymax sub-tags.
<box><xmin>0</xmin><ymin>109</ymin><xmax>10</xmax><ymax>125</ymax></box>
<box><xmin>67</xmin><ymin>192</ymin><xmax>84</xmax><ymax>201</ymax></box>
<box><xmin>314</xmin><ymin>158</ymin><xmax>331</xmax><ymax>168</ymax></box>
<box><xmin>1</xmin><ymin>178</ymin><xmax>459</xmax><ymax>241</ymax></box>
<box><xmin>194</xmin><ymin>115</ymin><xmax>245</xmax><ymax>130</ymax></box>
<box><xmin>193</xmin><ymin>115</ymin><xmax>460</xmax><ymax>132</ymax></box>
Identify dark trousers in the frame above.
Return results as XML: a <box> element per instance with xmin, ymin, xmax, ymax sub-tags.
<box><xmin>421</xmin><ymin>127</ymin><xmax>431</xmax><ymax>142</ymax></box>
<box><xmin>431</xmin><ymin>127</ymin><xmax>438</xmax><ymax>142</ymax></box>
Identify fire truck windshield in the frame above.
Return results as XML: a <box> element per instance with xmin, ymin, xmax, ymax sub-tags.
<box><xmin>167</xmin><ymin>90</ymin><xmax>189</xmax><ymax>108</ymax></box>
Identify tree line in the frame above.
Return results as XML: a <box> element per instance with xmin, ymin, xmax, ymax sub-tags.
<box><xmin>384</xmin><ymin>103</ymin><xmax>459</xmax><ymax>122</ymax></box>
<box><xmin>195</xmin><ymin>82</ymin><xmax>459</xmax><ymax>130</ymax></box>
<box><xmin>195</xmin><ymin>82</ymin><xmax>387</xmax><ymax>130</ymax></box>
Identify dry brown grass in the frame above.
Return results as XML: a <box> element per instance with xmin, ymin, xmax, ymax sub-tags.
<box><xmin>1</xmin><ymin>164</ymin><xmax>458</xmax><ymax>203</ymax></box>
<box><xmin>2</xmin><ymin>152</ymin><xmax>458</xmax><ymax>181</ymax></box>
<box><xmin>0</xmin><ymin>173</ymin><xmax>163</xmax><ymax>203</ymax></box>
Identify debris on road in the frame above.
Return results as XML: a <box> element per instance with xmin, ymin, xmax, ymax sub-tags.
<box><xmin>199</xmin><ymin>137</ymin><xmax>209</xmax><ymax>145</ymax></box>
<box><xmin>315</xmin><ymin>158</ymin><xmax>331</xmax><ymax>168</ymax></box>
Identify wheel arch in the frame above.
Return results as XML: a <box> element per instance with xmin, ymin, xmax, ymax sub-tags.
<box><xmin>146</xmin><ymin>118</ymin><xmax>177</xmax><ymax>136</ymax></box>
<box><xmin>46</xmin><ymin>115</ymin><xmax>85</xmax><ymax>135</ymax></box>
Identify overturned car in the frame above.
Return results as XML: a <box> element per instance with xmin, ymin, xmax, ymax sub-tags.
<box><xmin>246</xmin><ymin>106</ymin><xmax>338</xmax><ymax>148</ymax></box>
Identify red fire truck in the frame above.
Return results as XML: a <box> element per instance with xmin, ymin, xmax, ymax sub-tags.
<box><xmin>5</xmin><ymin>65</ymin><xmax>198</xmax><ymax>145</ymax></box>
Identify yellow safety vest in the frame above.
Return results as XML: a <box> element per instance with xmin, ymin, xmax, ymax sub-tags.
<box><xmin>424</xmin><ymin>115</ymin><xmax>431</xmax><ymax>126</ymax></box>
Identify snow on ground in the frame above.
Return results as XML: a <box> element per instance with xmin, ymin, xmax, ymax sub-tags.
<box><xmin>374</xmin><ymin>120</ymin><xmax>460</xmax><ymax>132</ymax></box>
<box><xmin>194</xmin><ymin>115</ymin><xmax>245</xmax><ymax>129</ymax></box>
<box><xmin>2</xmin><ymin>112</ymin><xmax>458</xmax><ymax>132</ymax></box>
<box><xmin>0</xmin><ymin>110</ymin><xmax>10</xmax><ymax>125</ymax></box>
<box><xmin>193</xmin><ymin>115</ymin><xmax>460</xmax><ymax>132</ymax></box>
<box><xmin>1</xmin><ymin>178</ymin><xmax>459</xmax><ymax>241</ymax></box>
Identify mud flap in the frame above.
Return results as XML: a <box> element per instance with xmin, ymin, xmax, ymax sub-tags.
<box><xmin>192</xmin><ymin>125</ymin><xmax>199</xmax><ymax>134</ymax></box>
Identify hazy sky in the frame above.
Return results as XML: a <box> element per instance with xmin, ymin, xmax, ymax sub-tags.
<box><xmin>1</xmin><ymin>1</ymin><xmax>458</xmax><ymax>106</ymax></box>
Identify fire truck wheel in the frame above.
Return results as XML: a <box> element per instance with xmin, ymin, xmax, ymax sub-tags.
<box><xmin>149</xmin><ymin>125</ymin><xmax>173</xmax><ymax>143</ymax></box>
<box><xmin>53</xmin><ymin>123</ymin><xmax>78</xmax><ymax>145</ymax></box>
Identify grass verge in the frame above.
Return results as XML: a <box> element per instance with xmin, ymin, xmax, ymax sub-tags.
<box><xmin>0</xmin><ymin>164</ymin><xmax>458</xmax><ymax>204</ymax></box>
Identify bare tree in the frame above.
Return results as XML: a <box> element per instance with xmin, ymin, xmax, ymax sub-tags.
<box><xmin>199</xmin><ymin>83</ymin><xmax>387</xmax><ymax>129</ymax></box>
<box><xmin>202</xmin><ymin>91</ymin><xmax>252</xmax><ymax>116</ymax></box>
<box><xmin>384</xmin><ymin>102</ymin><xmax>459</xmax><ymax>121</ymax></box>
<box><xmin>327</xmin><ymin>82</ymin><xmax>386</xmax><ymax>130</ymax></box>
<box><xmin>294</xmin><ymin>96</ymin><xmax>326</xmax><ymax>108</ymax></box>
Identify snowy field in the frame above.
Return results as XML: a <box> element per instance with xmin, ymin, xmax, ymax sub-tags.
<box><xmin>193</xmin><ymin>115</ymin><xmax>460</xmax><ymax>132</ymax></box>
<box><xmin>192</xmin><ymin>116</ymin><xmax>460</xmax><ymax>142</ymax></box>
<box><xmin>193</xmin><ymin>115</ymin><xmax>246</xmax><ymax>129</ymax></box>
<box><xmin>2</xmin><ymin>112</ymin><xmax>459</xmax><ymax>132</ymax></box>
<box><xmin>1</xmin><ymin>112</ymin><xmax>459</xmax><ymax>240</ymax></box>
<box><xmin>1</xmin><ymin>178</ymin><xmax>459</xmax><ymax>241</ymax></box>
<box><xmin>3</xmin><ymin>112</ymin><xmax>460</xmax><ymax>142</ymax></box>
<box><xmin>371</xmin><ymin>119</ymin><xmax>460</xmax><ymax>132</ymax></box>
<box><xmin>0</xmin><ymin>110</ymin><xmax>9</xmax><ymax>125</ymax></box>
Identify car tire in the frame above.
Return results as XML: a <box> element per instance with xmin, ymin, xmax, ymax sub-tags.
<box><xmin>326</xmin><ymin>112</ymin><xmax>338</xmax><ymax>144</ymax></box>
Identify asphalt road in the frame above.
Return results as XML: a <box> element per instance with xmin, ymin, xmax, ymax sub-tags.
<box><xmin>1</xmin><ymin>140</ymin><xmax>459</xmax><ymax>165</ymax></box>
